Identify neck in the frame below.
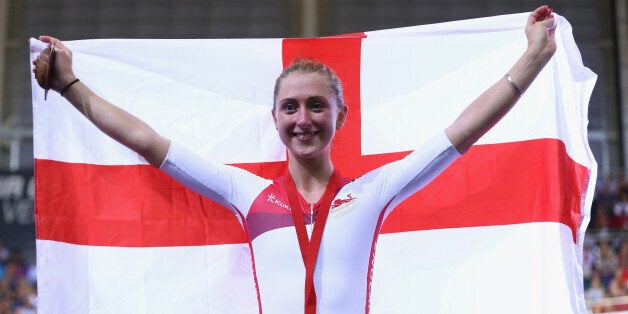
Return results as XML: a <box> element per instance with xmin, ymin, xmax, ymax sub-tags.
<box><xmin>288</xmin><ymin>153</ymin><xmax>334</xmax><ymax>204</ymax></box>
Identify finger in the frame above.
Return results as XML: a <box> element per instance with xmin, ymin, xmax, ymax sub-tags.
<box><xmin>527</xmin><ymin>6</ymin><xmax>546</xmax><ymax>23</ymax></box>
<box><xmin>547</xmin><ymin>25</ymin><xmax>556</xmax><ymax>37</ymax></box>
<box><xmin>528</xmin><ymin>5</ymin><xmax>552</xmax><ymax>25</ymax></box>
<box><xmin>38</xmin><ymin>35</ymin><xmax>56</xmax><ymax>43</ymax></box>
<box><xmin>52</xmin><ymin>39</ymin><xmax>69</xmax><ymax>50</ymax></box>
<box><xmin>538</xmin><ymin>16</ymin><xmax>555</xmax><ymax>29</ymax></box>
<box><xmin>544</xmin><ymin>8</ymin><xmax>554</xmax><ymax>20</ymax></box>
<box><xmin>39</xmin><ymin>35</ymin><xmax>65</xmax><ymax>50</ymax></box>
<box><xmin>546</xmin><ymin>16</ymin><xmax>557</xmax><ymax>30</ymax></box>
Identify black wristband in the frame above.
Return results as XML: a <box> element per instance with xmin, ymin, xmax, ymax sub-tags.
<box><xmin>60</xmin><ymin>78</ymin><xmax>80</xmax><ymax>96</ymax></box>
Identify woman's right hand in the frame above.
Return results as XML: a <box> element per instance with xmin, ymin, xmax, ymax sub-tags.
<box><xmin>31</xmin><ymin>36</ymin><xmax>171</xmax><ymax>167</ymax></box>
<box><xmin>32</xmin><ymin>35</ymin><xmax>78</xmax><ymax>94</ymax></box>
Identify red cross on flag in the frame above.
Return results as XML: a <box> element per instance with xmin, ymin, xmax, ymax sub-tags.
<box><xmin>31</xmin><ymin>11</ymin><xmax>596</xmax><ymax>313</ymax></box>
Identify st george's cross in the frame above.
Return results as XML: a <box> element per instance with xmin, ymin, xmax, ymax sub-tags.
<box><xmin>32</xmin><ymin>12</ymin><xmax>596</xmax><ymax>313</ymax></box>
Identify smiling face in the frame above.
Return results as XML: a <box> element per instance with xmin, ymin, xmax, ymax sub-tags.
<box><xmin>273</xmin><ymin>71</ymin><xmax>347</xmax><ymax>162</ymax></box>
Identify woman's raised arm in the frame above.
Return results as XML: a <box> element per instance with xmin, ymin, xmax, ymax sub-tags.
<box><xmin>444</xmin><ymin>5</ymin><xmax>557</xmax><ymax>153</ymax></box>
<box><xmin>33</xmin><ymin>36</ymin><xmax>170</xmax><ymax>167</ymax></box>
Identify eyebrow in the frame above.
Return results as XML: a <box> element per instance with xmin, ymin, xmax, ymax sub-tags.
<box><xmin>278</xmin><ymin>96</ymin><xmax>330</xmax><ymax>104</ymax></box>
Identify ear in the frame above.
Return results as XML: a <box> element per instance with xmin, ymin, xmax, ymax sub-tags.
<box><xmin>272</xmin><ymin>108</ymin><xmax>278</xmax><ymax>129</ymax></box>
<box><xmin>335</xmin><ymin>105</ymin><xmax>348</xmax><ymax>130</ymax></box>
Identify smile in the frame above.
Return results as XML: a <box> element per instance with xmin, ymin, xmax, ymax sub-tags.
<box><xmin>293</xmin><ymin>131</ymin><xmax>318</xmax><ymax>141</ymax></box>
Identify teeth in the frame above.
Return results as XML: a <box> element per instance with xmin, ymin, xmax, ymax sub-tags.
<box><xmin>296</xmin><ymin>132</ymin><xmax>314</xmax><ymax>140</ymax></box>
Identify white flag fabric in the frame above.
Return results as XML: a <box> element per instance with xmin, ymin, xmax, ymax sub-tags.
<box><xmin>31</xmin><ymin>12</ymin><xmax>596</xmax><ymax>313</ymax></box>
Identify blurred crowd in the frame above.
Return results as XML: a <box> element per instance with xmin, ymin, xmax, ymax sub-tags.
<box><xmin>0</xmin><ymin>240</ymin><xmax>36</xmax><ymax>314</ymax></box>
<box><xmin>586</xmin><ymin>176</ymin><xmax>628</xmax><ymax>313</ymax></box>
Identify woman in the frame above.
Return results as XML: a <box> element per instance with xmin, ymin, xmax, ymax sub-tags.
<box><xmin>34</xmin><ymin>5</ymin><xmax>556</xmax><ymax>313</ymax></box>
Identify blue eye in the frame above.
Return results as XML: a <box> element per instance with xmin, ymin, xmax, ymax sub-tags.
<box><xmin>310</xmin><ymin>102</ymin><xmax>325</xmax><ymax>111</ymax></box>
<box><xmin>282</xmin><ymin>103</ymin><xmax>297</xmax><ymax>112</ymax></box>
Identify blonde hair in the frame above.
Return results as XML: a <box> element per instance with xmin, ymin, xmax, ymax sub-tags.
<box><xmin>273</xmin><ymin>58</ymin><xmax>344</xmax><ymax>109</ymax></box>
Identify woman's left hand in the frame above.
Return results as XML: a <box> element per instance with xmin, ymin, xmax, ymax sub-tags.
<box><xmin>525</xmin><ymin>5</ymin><xmax>557</xmax><ymax>61</ymax></box>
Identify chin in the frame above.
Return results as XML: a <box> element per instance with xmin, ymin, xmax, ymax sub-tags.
<box><xmin>288</xmin><ymin>145</ymin><xmax>328</xmax><ymax>160</ymax></box>
<box><xmin>291</xmin><ymin>150</ymin><xmax>319</xmax><ymax>160</ymax></box>
<box><xmin>285</xmin><ymin>137</ymin><xmax>332</xmax><ymax>160</ymax></box>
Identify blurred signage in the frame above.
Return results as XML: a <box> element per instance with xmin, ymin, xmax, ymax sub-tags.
<box><xmin>0</xmin><ymin>171</ymin><xmax>34</xmax><ymax>226</ymax></box>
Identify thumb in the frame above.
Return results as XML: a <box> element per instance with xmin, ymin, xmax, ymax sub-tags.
<box><xmin>538</xmin><ymin>16</ymin><xmax>556</xmax><ymax>30</ymax></box>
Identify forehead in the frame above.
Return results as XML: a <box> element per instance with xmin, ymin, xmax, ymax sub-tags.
<box><xmin>276</xmin><ymin>71</ymin><xmax>334</xmax><ymax>100</ymax></box>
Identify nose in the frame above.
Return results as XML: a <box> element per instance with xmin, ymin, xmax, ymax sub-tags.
<box><xmin>296</xmin><ymin>108</ymin><xmax>311</xmax><ymax>128</ymax></box>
